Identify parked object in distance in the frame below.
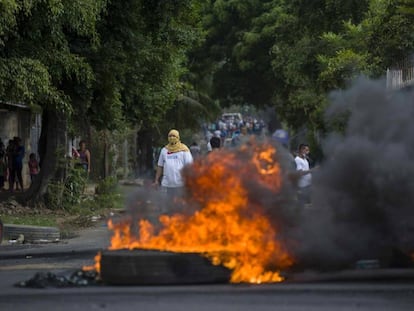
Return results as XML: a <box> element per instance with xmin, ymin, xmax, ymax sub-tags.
<box><xmin>222</xmin><ymin>112</ymin><xmax>243</xmax><ymax>123</ymax></box>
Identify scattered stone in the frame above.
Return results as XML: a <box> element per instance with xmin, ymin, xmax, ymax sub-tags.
<box><xmin>16</xmin><ymin>234</ymin><xmax>25</xmax><ymax>244</ymax></box>
<box><xmin>15</xmin><ymin>270</ymin><xmax>101</xmax><ymax>288</ymax></box>
<box><xmin>7</xmin><ymin>200</ymin><xmax>19</xmax><ymax>208</ymax></box>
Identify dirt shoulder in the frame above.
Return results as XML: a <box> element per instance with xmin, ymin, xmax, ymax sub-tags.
<box><xmin>0</xmin><ymin>194</ymin><xmax>116</xmax><ymax>239</ymax></box>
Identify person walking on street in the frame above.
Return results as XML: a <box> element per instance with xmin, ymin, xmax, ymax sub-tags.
<box><xmin>294</xmin><ymin>143</ymin><xmax>315</xmax><ymax>206</ymax></box>
<box><xmin>153</xmin><ymin>129</ymin><xmax>193</xmax><ymax>205</ymax></box>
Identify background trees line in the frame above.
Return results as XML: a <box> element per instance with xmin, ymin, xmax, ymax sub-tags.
<box><xmin>0</xmin><ymin>0</ymin><xmax>413</xmax><ymax>204</ymax></box>
<box><xmin>194</xmin><ymin>0</ymin><xmax>414</xmax><ymax>131</ymax></box>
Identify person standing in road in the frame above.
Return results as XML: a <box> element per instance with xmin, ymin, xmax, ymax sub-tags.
<box><xmin>73</xmin><ymin>140</ymin><xmax>91</xmax><ymax>175</ymax></box>
<box><xmin>12</xmin><ymin>137</ymin><xmax>25</xmax><ymax>191</ymax></box>
<box><xmin>294</xmin><ymin>143</ymin><xmax>315</xmax><ymax>206</ymax></box>
<box><xmin>153</xmin><ymin>129</ymin><xmax>193</xmax><ymax>203</ymax></box>
<box><xmin>209</xmin><ymin>136</ymin><xmax>221</xmax><ymax>152</ymax></box>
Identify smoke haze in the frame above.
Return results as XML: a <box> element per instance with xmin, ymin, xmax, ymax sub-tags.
<box><xmin>297</xmin><ymin>77</ymin><xmax>414</xmax><ymax>268</ymax></box>
<box><xmin>122</xmin><ymin>78</ymin><xmax>414</xmax><ymax>271</ymax></box>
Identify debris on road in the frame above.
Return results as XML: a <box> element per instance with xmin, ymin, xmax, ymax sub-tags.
<box><xmin>15</xmin><ymin>270</ymin><xmax>101</xmax><ymax>288</ymax></box>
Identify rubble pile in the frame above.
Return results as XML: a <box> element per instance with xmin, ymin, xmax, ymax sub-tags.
<box><xmin>15</xmin><ymin>270</ymin><xmax>101</xmax><ymax>288</ymax></box>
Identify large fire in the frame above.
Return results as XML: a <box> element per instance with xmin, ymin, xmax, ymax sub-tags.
<box><xmin>90</xmin><ymin>139</ymin><xmax>294</xmax><ymax>283</ymax></box>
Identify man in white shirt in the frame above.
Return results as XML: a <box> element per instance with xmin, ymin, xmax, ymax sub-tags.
<box><xmin>295</xmin><ymin>143</ymin><xmax>314</xmax><ymax>206</ymax></box>
<box><xmin>153</xmin><ymin>129</ymin><xmax>193</xmax><ymax>203</ymax></box>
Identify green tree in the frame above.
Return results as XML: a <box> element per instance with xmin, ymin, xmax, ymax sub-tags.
<box><xmin>1</xmin><ymin>0</ymin><xmax>207</xmax><ymax>201</ymax></box>
<box><xmin>86</xmin><ymin>0</ymin><xmax>206</xmax><ymax>175</ymax></box>
<box><xmin>192</xmin><ymin>0</ymin><xmax>414</xmax><ymax>138</ymax></box>
<box><xmin>0</xmin><ymin>0</ymin><xmax>105</xmax><ymax>204</ymax></box>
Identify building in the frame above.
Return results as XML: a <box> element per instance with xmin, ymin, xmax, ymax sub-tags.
<box><xmin>386</xmin><ymin>55</ymin><xmax>414</xmax><ymax>91</ymax></box>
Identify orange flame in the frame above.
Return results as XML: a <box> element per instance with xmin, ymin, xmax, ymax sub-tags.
<box><xmin>102</xmin><ymin>140</ymin><xmax>294</xmax><ymax>283</ymax></box>
<box><xmin>82</xmin><ymin>252</ymin><xmax>101</xmax><ymax>273</ymax></box>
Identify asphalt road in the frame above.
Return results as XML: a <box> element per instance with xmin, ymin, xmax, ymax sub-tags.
<box><xmin>1</xmin><ymin>183</ymin><xmax>413</xmax><ymax>311</ymax></box>
<box><xmin>0</xmin><ymin>254</ymin><xmax>414</xmax><ymax>311</ymax></box>
<box><xmin>0</xmin><ymin>273</ymin><xmax>413</xmax><ymax>311</ymax></box>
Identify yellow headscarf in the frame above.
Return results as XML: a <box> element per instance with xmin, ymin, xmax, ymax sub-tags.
<box><xmin>165</xmin><ymin>129</ymin><xmax>190</xmax><ymax>153</ymax></box>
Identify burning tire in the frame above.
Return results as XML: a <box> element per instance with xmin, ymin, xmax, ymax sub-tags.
<box><xmin>100</xmin><ymin>249</ymin><xmax>231</xmax><ymax>285</ymax></box>
<box><xmin>3</xmin><ymin>224</ymin><xmax>60</xmax><ymax>242</ymax></box>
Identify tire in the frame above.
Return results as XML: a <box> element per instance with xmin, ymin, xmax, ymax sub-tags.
<box><xmin>100</xmin><ymin>249</ymin><xmax>231</xmax><ymax>285</ymax></box>
<box><xmin>2</xmin><ymin>224</ymin><xmax>60</xmax><ymax>242</ymax></box>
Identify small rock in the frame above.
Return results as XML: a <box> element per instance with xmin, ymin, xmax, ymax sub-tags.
<box><xmin>16</xmin><ymin>234</ymin><xmax>25</xmax><ymax>244</ymax></box>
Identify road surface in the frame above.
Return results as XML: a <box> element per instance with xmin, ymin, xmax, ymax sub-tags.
<box><xmin>0</xmin><ymin>253</ymin><xmax>413</xmax><ymax>311</ymax></box>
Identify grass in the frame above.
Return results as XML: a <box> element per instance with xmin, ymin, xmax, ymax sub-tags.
<box><xmin>1</xmin><ymin>214</ymin><xmax>58</xmax><ymax>227</ymax></box>
<box><xmin>0</xmin><ymin>180</ymin><xmax>126</xmax><ymax>234</ymax></box>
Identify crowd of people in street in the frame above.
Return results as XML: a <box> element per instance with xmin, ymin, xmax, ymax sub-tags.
<box><xmin>153</xmin><ymin>124</ymin><xmax>318</xmax><ymax>212</ymax></box>
<box><xmin>1</xmin><ymin>123</ymin><xmax>316</xmax><ymax>210</ymax></box>
<box><xmin>203</xmin><ymin>114</ymin><xmax>266</xmax><ymax>151</ymax></box>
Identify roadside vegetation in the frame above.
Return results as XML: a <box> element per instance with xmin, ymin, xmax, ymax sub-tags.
<box><xmin>0</xmin><ymin>174</ymin><xmax>123</xmax><ymax>235</ymax></box>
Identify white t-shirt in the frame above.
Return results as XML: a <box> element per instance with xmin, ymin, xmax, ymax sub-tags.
<box><xmin>157</xmin><ymin>147</ymin><xmax>193</xmax><ymax>188</ymax></box>
<box><xmin>295</xmin><ymin>156</ymin><xmax>312</xmax><ymax>188</ymax></box>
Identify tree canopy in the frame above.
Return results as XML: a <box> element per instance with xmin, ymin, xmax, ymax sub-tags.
<box><xmin>1</xmin><ymin>0</ymin><xmax>414</xmax><ymax>204</ymax></box>
<box><xmin>0</xmin><ymin>0</ymin><xmax>205</xmax><ymax>203</ymax></box>
<box><xmin>192</xmin><ymin>0</ymin><xmax>414</xmax><ymax>133</ymax></box>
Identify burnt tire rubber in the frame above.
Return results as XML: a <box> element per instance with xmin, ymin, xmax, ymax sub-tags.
<box><xmin>100</xmin><ymin>249</ymin><xmax>231</xmax><ymax>285</ymax></box>
<box><xmin>2</xmin><ymin>224</ymin><xmax>60</xmax><ymax>242</ymax></box>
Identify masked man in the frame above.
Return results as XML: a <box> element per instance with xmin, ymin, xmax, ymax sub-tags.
<box><xmin>153</xmin><ymin>129</ymin><xmax>193</xmax><ymax>202</ymax></box>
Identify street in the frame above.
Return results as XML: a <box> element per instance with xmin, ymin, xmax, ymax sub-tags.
<box><xmin>1</xmin><ymin>214</ymin><xmax>414</xmax><ymax>311</ymax></box>
<box><xmin>0</xmin><ymin>253</ymin><xmax>414</xmax><ymax>311</ymax></box>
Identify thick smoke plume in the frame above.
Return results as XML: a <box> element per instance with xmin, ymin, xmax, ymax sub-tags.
<box><xmin>298</xmin><ymin>77</ymin><xmax>414</xmax><ymax>269</ymax></box>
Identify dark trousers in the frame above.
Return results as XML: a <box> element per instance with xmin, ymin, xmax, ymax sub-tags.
<box><xmin>10</xmin><ymin>163</ymin><xmax>23</xmax><ymax>190</ymax></box>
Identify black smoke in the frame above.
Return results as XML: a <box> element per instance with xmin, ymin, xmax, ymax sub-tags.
<box><xmin>296</xmin><ymin>77</ymin><xmax>414</xmax><ymax>269</ymax></box>
<box><xmin>120</xmin><ymin>79</ymin><xmax>414</xmax><ymax>271</ymax></box>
